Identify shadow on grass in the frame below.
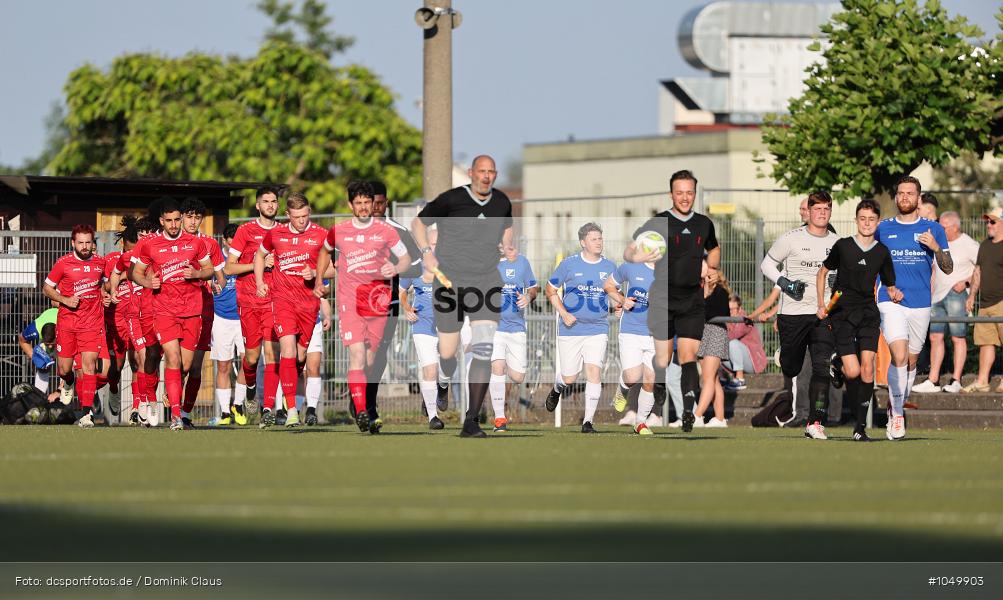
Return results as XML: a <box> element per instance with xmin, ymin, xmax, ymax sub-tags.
<box><xmin>2</xmin><ymin>504</ymin><xmax>1000</xmax><ymax>562</ymax></box>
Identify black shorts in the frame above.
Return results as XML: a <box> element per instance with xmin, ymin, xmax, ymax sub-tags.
<box><xmin>649</xmin><ymin>289</ymin><xmax>704</xmax><ymax>342</ymax></box>
<box><xmin>432</xmin><ymin>271</ymin><xmax>504</xmax><ymax>334</ymax></box>
<box><xmin>776</xmin><ymin>313</ymin><xmax>835</xmax><ymax>379</ymax></box>
<box><xmin>829</xmin><ymin>304</ymin><xmax>880</xmax><ymax>357</ymax></box>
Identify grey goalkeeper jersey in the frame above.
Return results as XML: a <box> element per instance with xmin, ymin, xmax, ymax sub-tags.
<box><xmin>766</xmin><ymin>226</ymin><xmax>839</xmax><ymax>316</ymax></box>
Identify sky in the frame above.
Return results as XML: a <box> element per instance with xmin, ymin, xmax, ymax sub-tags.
<box><xmin>1</xmin><ymin>0</ymin><xmax>999</xmax><ymax>185</ymax></box>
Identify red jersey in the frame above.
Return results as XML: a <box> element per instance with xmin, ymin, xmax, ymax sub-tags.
<box><xmin>113</xmin><ymin>249</ymin><xmax>143</xmax><ymax>316</ymax></box>
<box><xmin>45</xmin><ymin>251</ymin><xmax>106</xmax><ymax>330</ymax></box>
<box><xmin>130</xmin><ymin>237</ymin><xmax>157</xmax><ymax>318</ymax></box>
<box><xmin>103</xmin><ymin>251</ymin><xmax>122</xmax><ymax>323</ymax></box>
<box><xmin>260</xmin><ymin>222</ymin><xmax>328</xmax><ymax>303</ymax></box>
<box><xmin>327</xmin><ymin>219</ymin><xmax>407</xmax><ymax>315</ymax></box>
<box><xmin>135</xmin><ymin>231</ymin><xmax>209</xmax><ymax>317</ymax></box>
<box><xmin>229</xmin><ymin>219</ymin><xmax>277</xmax><ymax>308</ymax></box>
<box><xmin>197</xmin><ymin>233</ymin><xmax>226</xmax><ymax>304</ymax></box>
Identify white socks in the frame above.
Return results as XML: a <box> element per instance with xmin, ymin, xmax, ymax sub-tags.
<box><xmin>216</xmin><ymin>388</ymin><xmax>231</xmax><ymax>415</ymax></box>
<box><xmin>584</xmin><ymin>382</ymin><xmax>601</xmax><ymax>424</ymax></box>
<box><xmin>419</xmin><ymin>380</ymin><xmax>438</xmax><ymax>419</ymax></box>
<box><xmin>233</xmin><ymin>382</ymin><xmax>246</xmax><ymax>406</ymax></box>
<box><xmin>489</xmin><ymin>374</ymin><xmax>506</xmax><ymax>419</ymax></box>
<box><xmin>637</xmin><ymin>388</ymin><xmax>655</xmax><ymax>425</ymax></box>
<box><xmin>305</xmin><ymin>377</ymin><xmax>321</xmax><ymax>409</ymax></box>
<box><xmin>888</xmin><ymin>364</ymin><xmax>908</xmax><ymax>416</ymax></box>
<box><xmin>906</xmin><ymin>368</ymin><xmax>917</xmax><ymax>400</ymax></box>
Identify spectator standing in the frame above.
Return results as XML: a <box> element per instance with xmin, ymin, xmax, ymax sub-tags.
<box><xmin>913</xmin><ymin>211</ymin><xmax>979</xmax><ymax>393</ymax></box>
<box><xmin>963</xmin><ymin>207</ymin><xmax>1003</xmax><ymax>392</ymax></box>
<box><xmin>693</xmin><ymin>265</ymin><xmax>731</xmax><ymax>428</ymax></box>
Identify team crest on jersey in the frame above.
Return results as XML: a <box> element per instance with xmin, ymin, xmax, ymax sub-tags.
<box><xmin>356</xmin><ymin>235</ymin><xmax>365</xmax><ymax>243</ymax></box>
<box><xmin>505</xmin><ymin>269</ymin><xmax>515</xmax><ymax>278</ymax></box>
<box><xmin>913</xmin><ymin>233</ymin><xmax>922</xmax><ymax>242</ymax></box>
<box><xmin>599</xmin><ymin>271</ymin><xmax>608</xmax><ymax>279</ymax></box>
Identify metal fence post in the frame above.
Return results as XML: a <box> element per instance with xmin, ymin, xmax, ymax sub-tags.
<box><xmin>754</xmin><ymin>218</ymin><xmax>765</xmax><ymax>306</ymax></box>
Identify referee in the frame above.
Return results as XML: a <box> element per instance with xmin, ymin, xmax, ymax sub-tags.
<box><xmin>624</xmin><ymin>170</ymin><xmax>719</xmax><ymax>433</ymax></box>
<box><xmin>411</xmin><ymin>155</ymin><xmax>514</xmax><ymax>438</ymax></box>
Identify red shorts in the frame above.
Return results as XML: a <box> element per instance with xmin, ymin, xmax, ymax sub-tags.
<box><xmin>137</xmin><ymin>307</ymin><xmax>159</xmax><ymax>350</ymax></box>
<box><xmin>337</xmin><ymin>305</ymin><xmax>387</xmax><ymax>349</ymax></box>
<box><xmin>196</xmin><ymin>305</ymin><xmax>214</xmax><ymax>351</ymax></box>
<box><xmin>57</xmin><ymin>324</ymin><xmax>104</xmax><ymax>358</ymax></box>
<box><xmin>108</xmin><ymin>315</ymin><xmax>132</xmax><ymax>355</ymax></box>
<box><xmin>73</xmin><ymin>337</ymin><xmax>110</xmax><ymax>370</ymax></box>
<box><xmin>239</xmin><ymin>303</ymin><xmax>277</xmax><ymax>349</ymax></box>
<box><xmin>273</xmin><ymin>299</ymin><xmax>320</xmax><ymax>349</ymax></box>
<box><xmin>155</xmin><ymin>313</ymin><xmax>202</xmax><ymax>351</ymax></box>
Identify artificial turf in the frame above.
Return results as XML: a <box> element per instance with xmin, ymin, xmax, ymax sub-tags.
<box><xmin>2</xmin><ymin>423</ymin><xmax>1001</xmax><ymax>561</ymax></box>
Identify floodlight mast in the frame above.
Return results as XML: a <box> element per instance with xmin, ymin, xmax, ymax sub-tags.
<box><xmin>415</xmin><ymin>1</ymin><xmax>462</xmax><ymax>201</ymax></box>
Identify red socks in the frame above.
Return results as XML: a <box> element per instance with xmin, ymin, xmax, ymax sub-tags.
<box><xmin>165</xmin><ymin>368</ymin><xmax>182</xmax><ymax>418</ymax></box>
<box><xmin>279</xmin><ymin>358</ymin><xmax>298</xmax><ymax>405</ymax></box>
<box><xmin>182</xmin><ymin>375</ymin><xmax>201</xmax><ymax>413</ymax></box>
<box><xmin>263</xmin><ymin>362</ymin><xmax>279</xmax><ymax>411</ymax></box>
<box><xmin>242</xmin><ymin>358</ymin><xmax>258</xmax><ymax>388</ymax></box>
<box><xmin>146</xmin><ymin>371</ymin><xmax>160</xmax><ymax>405</ymax></box>
<box><xmin>132</xmin><ymin>373</ymin><xmax>143</xmax><ymax>409</ymax></box>
<box><xmin>348</xmin><ymin>369</ymin><xmax>367</xmax><ymax>415</ymax></box>
<box><xmin>77</xmin><ymin>373</ymin><xmax>96</xmax><ymax>409</ymax></box>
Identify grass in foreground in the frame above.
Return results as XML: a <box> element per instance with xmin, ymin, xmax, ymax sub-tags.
<box><xmin>1</xmin><ymin>424</ymin><xmax>1001</xmax><ymax>561</ymax></box>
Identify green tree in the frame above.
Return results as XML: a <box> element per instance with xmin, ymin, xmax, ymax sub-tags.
<box><xmin>257</xmin><ymin>0</ymin><xmax>354</xmax><ymax>59</ymax></box>
<box><xmin>49</xmin><ymin>5</ymin><xmax>420</xmax><ymax>213</ymax></box>
<box><xmin>760</xmin><ymin>0</ymin><xmax>999</xmax><ymax>205</ymax></box>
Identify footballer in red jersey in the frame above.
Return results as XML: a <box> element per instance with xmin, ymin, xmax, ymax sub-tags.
<box><xmin>42</xmin><ymin>224</ymin><xmax>109</xmax><ymax>427</ymax></box>
<box><xmin>224</xmin><ymin>186</ymin><xmax>281</xmax><ymax>407</ymax></box>
<box><xmin>105</xmin><ymin>216</ymin><xmax>149</xmax><ymax>423</ymax></box>
<box><xmin>119</xmin><ymin>218</ymin><xmax>164</xmax><ymax>426</ymax></box>
<box><xmin>254</xmin><ymin>192</ymin><xmax>329</xmax><ymax>428</ymax></box>
<box><xmin>178</xmin><ymin>198</ymin><xmax>227</xmax><ymax>424</ymax></box>
<box><xmin>314</xmin><ymin>181</ymin><xmax>410</xmax><ymax>433</ymax></box>
<box><xmin>132</xmin><ymin>199</ymin><xmax>214</xmax><ymax>430</ymax></box>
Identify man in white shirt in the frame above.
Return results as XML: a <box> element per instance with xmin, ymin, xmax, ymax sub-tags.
<box><xmin>913</xmin><ymin>210</ymin><xmax>980</xmax><ymax>393</ymax></box>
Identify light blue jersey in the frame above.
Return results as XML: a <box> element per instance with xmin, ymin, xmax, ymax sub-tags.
<box><xmin>400</xmin><ymin>275</ymin><xmax>436</xmax><ymax>337</ymax></box>
<box><xmin>875</xmin><ymin>217</ymin><xmax>948</xmax><ymax>309</ymax></box>
<box><xmin>497</xmin><ymin>255</ymin><xmax>538</xmax><ymax>333</ymax></box>
<box><xmin>549</xmin><ymin>253</ymin><xmax>616</xmax><ymax>337</ymax></box>
<box><xmin>611</xmin><ymin>262</ymin><xmax>654</xmax><ymax>336</ymax></box>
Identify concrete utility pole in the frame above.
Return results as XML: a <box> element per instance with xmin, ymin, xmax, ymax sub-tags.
<box><xmin>415</xmin><ymin>0</ymin><xmax>461</xmax><ymax>201</ymax></box>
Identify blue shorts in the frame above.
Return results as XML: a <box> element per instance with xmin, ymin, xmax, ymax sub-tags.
<box><xmin>930</xmin><ymin>289</ymin><xmax>968</xmax><ymax>337</ymax></box>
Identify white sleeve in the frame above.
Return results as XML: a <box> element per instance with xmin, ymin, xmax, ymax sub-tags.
<box><xmin>761</xmin><ymin>235</ymin><xmax>789</xmax><ymax>284</ymax></box>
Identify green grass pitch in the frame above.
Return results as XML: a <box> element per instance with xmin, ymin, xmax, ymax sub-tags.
<box><xmin>2</xmin><ymin>424</ymin><xmax>1001</xmax><ymax>561</ymax></box>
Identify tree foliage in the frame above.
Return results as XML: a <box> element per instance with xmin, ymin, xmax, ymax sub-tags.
<box><xmin>760</xmin><ymin>0</ymin><xmax>1000</xmax><ymax>203</ymax></box>
<box><xmin>49</xmin><ymin>4</ymin><xmax>420</xmax><ymax>213</ymax></box>
<box><xmin>257</xmin><ymin>0</ymin><xmax>354</xmax><ymax>59</ymax></box>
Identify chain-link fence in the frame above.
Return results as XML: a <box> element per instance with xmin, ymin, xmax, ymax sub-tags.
<box><xmin>6</xmin><ymin>188</ymin><xmax>1003</xmax><ymax>425</ymax></box>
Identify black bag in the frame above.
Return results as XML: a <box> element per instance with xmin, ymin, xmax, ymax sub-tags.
<box><xmin>750</xmin><ymin>389</ymin><xmax>795</xmax><ymax>427</ymax></box>
<box><xmin>1</xmin><ymin>383</ymin><xmax>49</xmax><ymax>425</ymax></box>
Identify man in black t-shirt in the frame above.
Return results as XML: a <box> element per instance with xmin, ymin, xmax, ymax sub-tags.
<box><xmin>625</xmin><ymin>169</ymin><xmax>719</xmax><ymax>433</ymax></box>
<box><xmin>411</xmin><ymin>155</ymin><xmax>514</xmax><ymax>438</ymax></box>
<box><xmin>816</xmin><ymin>199</ymin><xmax>902</xmax><ymax>441</ymax></box>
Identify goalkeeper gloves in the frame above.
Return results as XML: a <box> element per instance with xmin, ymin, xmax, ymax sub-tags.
<box><xmin>777</xmin><ymin>276</ymin><xmax>807</xmax><ymax>302</ymax></box>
